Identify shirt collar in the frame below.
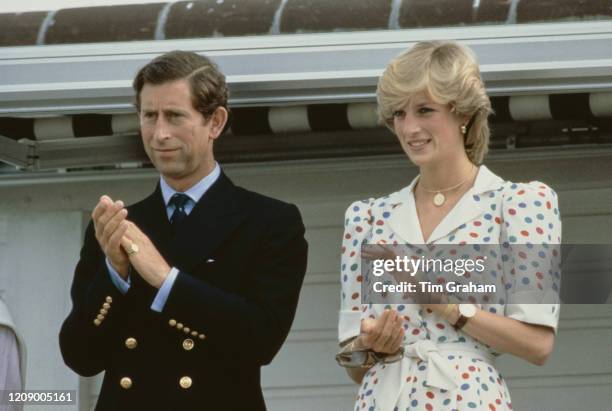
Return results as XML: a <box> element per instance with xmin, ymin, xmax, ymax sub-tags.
<box><xmin>389</xmin><ymin>164</ymin><xmax>504</xmax><ymax>205</ymax></box>
<box><xmin>160</xmin><ymin>162</ymin><xmax>221</xmax><ymax>206</ymax></box>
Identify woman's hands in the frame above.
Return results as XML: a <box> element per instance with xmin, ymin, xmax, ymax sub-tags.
<box><xmin>358</xmin><ymin>309</ymin><xmax>404</xmax><ymax>354</ymax></box>
<box><xmin>361</xmin><ymin>245</ymin><xmax>451</xmax><ymax>317</ymax></box>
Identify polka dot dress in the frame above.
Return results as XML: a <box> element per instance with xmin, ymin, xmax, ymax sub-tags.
<box><xmin>339</xmin><ymin>166</ymin><xmax>561</xmax><ymax>411</ymax></box>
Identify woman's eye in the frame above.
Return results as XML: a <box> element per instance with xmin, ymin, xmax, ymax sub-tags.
<box><xmin>418</xmin><ymin>107</ymin><xmax>433</xmax><ymax>114</ymax></box>
<box><xmin>392</xmin><ymin>110</ymin><xmax>405</xmax><ymax>118</ymax></box>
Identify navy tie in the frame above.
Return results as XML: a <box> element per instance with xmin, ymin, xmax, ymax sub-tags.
<box><xmin>169</xmin><ymin>193</ymin><xmax>190</xmax><ymax>225</ymax></box>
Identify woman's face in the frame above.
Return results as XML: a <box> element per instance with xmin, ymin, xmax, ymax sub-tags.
<box><xmin>392</xmin><ymin>92</ymin><xmax>466</xmax><ymax>167</ymax></box>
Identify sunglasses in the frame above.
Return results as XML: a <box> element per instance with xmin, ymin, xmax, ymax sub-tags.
<box><xmin>335</xmin><ymin>346</ymin><xmax>405</xmax><ymax>368</ymax></box>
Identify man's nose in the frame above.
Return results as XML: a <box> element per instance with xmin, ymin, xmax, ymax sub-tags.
<box><xmin>152</xmin><ymin>119</ymin><xmax>171</xmax><ymax>141</ymax></box>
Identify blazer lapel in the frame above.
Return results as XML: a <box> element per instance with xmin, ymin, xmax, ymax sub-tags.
<box><xmin>168</xmin><ymin>171</ymin><xmax>247</xmax><ymax>272</ymax></box>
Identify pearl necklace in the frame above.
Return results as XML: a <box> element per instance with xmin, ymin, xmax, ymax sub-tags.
<box><xmin>420</xmin><ymin>165</ymin><xmax>475</xmax><ymax>207</ymax></box>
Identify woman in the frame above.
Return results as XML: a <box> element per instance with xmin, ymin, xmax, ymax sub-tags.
<box><xmin>338</xmin><ymin>41</ymin><xmax>561</xmax><ymax>411</ymax></box>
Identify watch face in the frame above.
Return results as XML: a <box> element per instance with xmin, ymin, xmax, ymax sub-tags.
<box><xmin>459</xmin><ymin>304</ymin><xmax>477</xmax><ymax>318</ymax></box>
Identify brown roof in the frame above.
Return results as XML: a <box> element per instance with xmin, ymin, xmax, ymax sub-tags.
<box><xmin>0</xmin><ymin>0</ymin><xmax>610</xmax><ymax>46</ymax></box>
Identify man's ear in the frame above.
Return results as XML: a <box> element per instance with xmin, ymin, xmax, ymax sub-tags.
<box><xmin>208</xmin><ymin>107</ymin><xmax>229</xmax><ymax>141</ymax></box>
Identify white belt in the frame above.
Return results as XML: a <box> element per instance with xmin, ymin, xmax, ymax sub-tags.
<box><xmin>373</xmin><ymin>340</ymin><xmax>495</xmax><ymax>411</ymax></box>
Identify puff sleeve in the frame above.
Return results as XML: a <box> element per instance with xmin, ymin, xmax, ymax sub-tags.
<box><xmin>338</xmin><ymin>199</ymin><xmax>374</xmax><ymax>344</ymax></box>
<box><xmin>501</xmin><ymin>181</ymin><xmax>562</xmax><ymax>333</ymax></box>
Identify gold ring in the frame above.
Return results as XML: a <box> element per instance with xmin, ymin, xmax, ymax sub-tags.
<box><xmin>126</xmin><ymin>243</ymin><xmax>139</xmax><ymax>256</ymax></box>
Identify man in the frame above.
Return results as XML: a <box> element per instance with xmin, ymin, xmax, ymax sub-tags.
<box><xmin>59</xmin><ymin>51</ymin><xmax>308</xmax><ymax>410</ymax></box>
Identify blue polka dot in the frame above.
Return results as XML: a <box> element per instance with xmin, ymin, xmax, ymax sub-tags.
<box><xmin>461</xmin><ymin>383</ymin><xmax>470</xmax><ymax>390</ymax></box>
<box><xmin>525</xmin><ymin>217</ymin><xmax>532</xmax><ymax>223</ymax></box>
<box><xmin>522</xmin><ymin>277</ymin><xmax>530</xmax><ymax>284</ymax></box>
<box><xmin>484</xmin><ymin>213</ymin><xmax>492</xmax><ymax>220</ymax></box>
<box><xmin>383</xmin><ymin>211</ymin><xmax>391</xmax><ymax>218</ymax></box>
<box><xmin>518</xmin><ymin>202</ymin><xmax>527</xmax><ymax>208</ymax></box>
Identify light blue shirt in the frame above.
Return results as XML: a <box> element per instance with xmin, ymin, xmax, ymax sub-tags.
<box><xmin>106</xmin><ymin>162</ymin><xmax>221</xmax><ymax>312</ymax></box>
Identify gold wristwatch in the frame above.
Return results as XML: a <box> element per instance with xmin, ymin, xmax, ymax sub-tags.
<box><xmin>453</xmin><ymin>304</ymin><xmax>477</xmax><ymax>330</ymax></box>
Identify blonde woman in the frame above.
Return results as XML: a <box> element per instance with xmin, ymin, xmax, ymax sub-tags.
<box><xmin>338</xmin><ymin>41</ymin><xmax>561</xmax><ymax>410</ymax></box>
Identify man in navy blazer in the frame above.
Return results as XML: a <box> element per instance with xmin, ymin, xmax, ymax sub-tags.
<box><xmin>59</xmin><ymin>51</ymin><xmax>308</xmax><ymax>410</ymax></box>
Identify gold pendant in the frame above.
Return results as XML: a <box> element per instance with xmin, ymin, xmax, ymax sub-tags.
<box><xmin>433</xmin><ymin>192</ymin><xmax>445</xmax><ymax>207</ymax></box>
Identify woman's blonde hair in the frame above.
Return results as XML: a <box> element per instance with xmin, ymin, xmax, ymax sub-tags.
<box><xmin>377</xmin><ymin>41</ymin><xmax>491</xmax><ymax>164</ymax></box>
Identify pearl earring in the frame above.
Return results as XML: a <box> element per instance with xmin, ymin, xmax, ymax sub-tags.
<box><xmin>460</xmin><ymin>125</ymin><xmax>467</xmax><ymax>135</ymax></box>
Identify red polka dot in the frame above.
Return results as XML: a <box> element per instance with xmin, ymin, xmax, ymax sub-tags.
<box><xmin>517</xmin><ymin>190</ymin><xmax>525</xmax><ymax>195</ymax></box>
<box><xmin>351</xmin><ymin>293</ymin><xmax>360</xmax><ymax>300</ymax></box>
<box><xmin>536</xmin><ymin>272</ymin><xmax>543</xmax><ymax>279</ymax></box>
<box><xmin>489</xmin><ymin>404</ymin><xmax>496</xmax><ymax>411</ymax></box>
<box><xmin>546</xmin><ymin>201</ymin><xmax>552</xmax><ymax>209</ymax></box>
<box><xmin>426</xmin><ymin>391</ymin><xmax>435</xmax><ymax>399</ymax></box>
<box><xmin>536</xmin><ymin>227</ymin><xmax>544</xmax><ymax>234</ymax></box>
<box><xmin>345</xmin><ymin>233</ymin><xmax>352</xmax><ymax>240</ymax></box>
<box><xmin>474</xmin><ymin>221</ymin><xmax>482</xmax><ymax>226</ymax></box>
<box><xmin>356</xmin><ymin>275</ymin><xmax>363</xmax><ymax>282</ymax></box>
<box><xmin>436</xmin><ymin>323</ymin><xmax>445</xmax><ymax>329</ymax></box>
<box><xmin>462</xmin><ymin>373</ymin><xmax>470</xmax><ymax>379</ymax></box>
<box><xmin>520</xmin><ymin>230</ymin><xmax>529</xmax><ymax>236</ymax></box>
<box><xmin>376</xmin><ymin>220</ymin><xmax>384</xmax><ymax>226</ymax></box>
<box><xmin>508</xmin><ymin>208</ymin><xmax>516</xmax><ymax>215</ymax></box>
<box><xmin>470</xmin><ymin>232</ymin><xmax>479</xmax><ymax>238</ymax></box>
<box><xmin>495</xmin><ymin>217</ymin><xmax>502</xmax><ymax>224</ymax></box>
<box><xmin>457</xmin><ymin>394</ymin><xmax>463</xmax><ymax>401</ymax></box>
<box><xmin>355</xmin><ymin>226</ymin><xmax>363</xmax><ymax>233</ymax></box>
<box><xmin>412</xmin><ymin>329</ymin><xmax>420</xmax><ymax>335</ymax></box>
<box><xmin>426</xmin><ymin>404</ymin><xmax>433</xmax><ymax>411</ymax></box>
<box><xmin>469</xmin><ymin>366</ymin><xmax>476</xmax><ymax>372</ymax></box>
<box><xmin>350</xmin><ymin>251</ymin><xmax>356</xmax><ymax>257</ymax></box>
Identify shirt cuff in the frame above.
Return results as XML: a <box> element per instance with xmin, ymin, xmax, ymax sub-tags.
<box><xmin>105</xmin><ymin>258</ymin><xmax>130</xmax><ymax>294</ymax></box>
<box><xmin>151</xmin><ymin>267</ymin><xmax>179</xmax><ymax>313</ymax></box>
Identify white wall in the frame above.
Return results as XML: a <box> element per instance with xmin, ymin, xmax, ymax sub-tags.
<box><xmin>0</xmin><ymin>149</ymin><xmax>611</xmax><ymax>411</ymax></box>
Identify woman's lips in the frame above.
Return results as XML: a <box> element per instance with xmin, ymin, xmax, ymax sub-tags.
<box><xmin>407</xmin><ymin>139</ymin><xmax>432</xmax><ymax>149</ymax></box>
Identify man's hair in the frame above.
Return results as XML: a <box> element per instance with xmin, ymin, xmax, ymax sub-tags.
<box><xmin>133</xmin><ymin>50</ymin><xmax>229</xmax><ymax>119</ymax></box>
<box><xmin>377</xmin><ymin>41</ymin><xmax>492</xmax><ymax>165</ymax></box>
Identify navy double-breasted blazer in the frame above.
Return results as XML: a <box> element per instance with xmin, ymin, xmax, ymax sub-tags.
<box><xmin>59</xmin><ymin>172</ymin><xmax>308</xmax><ymax>410</ymax></box>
